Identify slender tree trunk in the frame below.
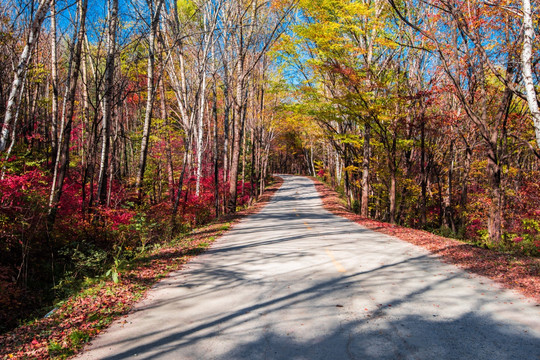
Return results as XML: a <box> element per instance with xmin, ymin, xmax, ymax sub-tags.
<box><xmin>389</xmin><ymin>171</ymin><xmax>396</xmax><ymax>224</ymax></box>
<box><xmin>172</xmin><ymin>135</ymin><xmax>192</xmax><ymax>217</ymax></box>
<box><xmin>50</xmin><ymin>0</ymin><xmax>59</xmax><ymax>155</ymax></box>
<box><xmin>97</xmin><ymin>0</ymin><xmax>119</xmax><ymax>204</ymax></box>
<box><xmin>460</xmin><ymin>143</ymin><xmax>471</xmax><ymax>219</ymax></box>
<box><xmin>344</xmin><ymin>147</ymin><xmax>351</xmax><ymax>208</ymax></box>
<box><xmin>136</xmin><ymin>0</ymin><xmax>164</xmax><ymax>200</ymax></box>
<box><xmin>443</xmin><ymin>140</ymin><xmax>454</xmax><ymax>231</ymax></box>
<box><xmin>310</xmin><ymin>141</ymin><xmax>316</xmax><ymax>176</ymax></box>
<box><xmin>195</xmin><ymin>74</ymin><xmax>207</xmax><ymax>196</ymax></box>
<box><xmin>213</xmin><ymin>78</ymin><xmax>220</xmax><ymax>216</ymax></box>
<box><xmin>159</xmin><ymin>76</ymin><xmax>175</xmax><ymax>203</ymax></box>
<box><xmin>420</xmin><ymin>119</ymin><xmax>427</xmax><ymax>227</ymax></box>
<box><xmin>361</xmin><ymin>122</ymin><xmax>370</xmax><ymax>217</ymax></box>
<box><xmin>107</xmin><ymin>115</ymin><xmax>118</xmax><ymax>207</ymax></box>
<box><xmin>522</xmin><ymin>0</ymin><xmax>540</xmax><ymax>148</ymax></box>
<box><xmin>223</xmin><ymin>74</ymin><xmax>230</xmax><ymax>182</ymax></box>
<box><xmin>81</xmin><ymin>38</ymin><xmax>90</xmax><ymax>173</ymax></box>
<box><xmin>241</xmin><ymin>120</ymin><xmax>246</xmax><ymax>195</ymax></box>
<box><xmin>389</xmin><ymin>138</ymin><xmax>397</xmax><ymax>224</ymax></box>
<box><xmin>250</xmin><ymin>129</ymin><xmax>256</xmax><ymax>200</ymax></box>
<box><xmin>486</xmin><ymin>143</ymin><xmax>502</xmax><ymax>244</ymax></box>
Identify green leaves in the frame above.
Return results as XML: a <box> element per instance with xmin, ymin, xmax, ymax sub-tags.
<box><xmin>105</xmin><ymin>268</ymin><xmax>119</xmax><ymax>284</ymax></box>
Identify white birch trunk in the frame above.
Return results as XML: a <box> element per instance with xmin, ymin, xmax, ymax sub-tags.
<box><xmin>136</xmin><ymin>0</ymin><xmax>164</xmax><ymax>199</ymax></box>
<box><xmin>195</xmin><ymin>8</ymin><xmax>210</xmax><ymax>196</ymax></box>
<box><xmin>522</xmin><ymin>0</ymin><xmax>540</xmax><ymax>148</ymax></box>
<box><xmin>97</xmin><ymin>0</ymin><xmax>119</xmax><ymax>203</ymax></box>
<box><xmin>51</xmin><ymin>0</ymin><xmax>59</xmax><ymax>152</ymax></box>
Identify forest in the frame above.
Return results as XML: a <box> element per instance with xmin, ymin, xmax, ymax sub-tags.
<box><xmin>1</xmin><ymin>0</ymin><xmax>539</xmax><ymax>338</ymax></box>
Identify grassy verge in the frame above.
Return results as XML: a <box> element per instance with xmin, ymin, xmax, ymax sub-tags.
<box><xmin>0</xmin><ymin>177</ymin><xmax>283</xmax><ymax>360</ymax></box>
<box><xmin>310</xmin><ymin>177</ymin><xmax>540</xmax><ymax>303</ymax></box>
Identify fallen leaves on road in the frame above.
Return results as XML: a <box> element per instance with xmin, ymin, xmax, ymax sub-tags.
<box><xmin>311</xmin><ymin>178</ymin><xmax>540</xmax><ymax>304</ymax></box>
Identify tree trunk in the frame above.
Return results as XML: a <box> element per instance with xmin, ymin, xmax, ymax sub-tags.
<box><xmin>443</xmin><ymin>140</ymin><xmax>455</xmax><ymax>231</ymax></box>
<box><xmin>159</xmin><ymin>76</ymin><xmax>175</xmax><ymax>203</ymax></box>
<box><xmin>195</xmin><ymin>73</ymin><xmax>207</xmax><ymax>196</ymax></box>
<box><xmin>389</xmin><ymin>170</ymin><xmax>396</xmax><ymax>224</ymax></box>
<box><xmin>172</xmin><ymin>149</ymin><xmax>189</xmax><ymax>218</ymax></box>
<box><xmin>213</xmin><ymin>77</ymin><xmax>220</xmax><ymax>217</ymax></box>
<box><xmin>420</xmin><ymin>119</ymin><xmax>427</xmax><ymax>227</ymax></box>
<box><xmin>486</xmin><ymin>144</ymin><xmax>502</xmax><ymax>244</ymax></box>
<box><xmin>522</xmin><ymin>0</ymin><xmax>540</xmax><ymax>148</ymax></box>
<box><xmin>250</xmin><ymin>129</ymin><xmax>256</xmax><ymax>200</ymax></box>
<box><xmin>97</xmin><ymin>0</ymin><xmax>119</xmax><ymax>205</ymax></box>
<box><xmin>223</xmin><ymin>68</ymin><xmax>230</xmax><ymax>182</ymax></box>
<box><xmin>136</xmin><ymin>0</ymin><xmax>164</xmax><ymax>200</ymax></box>
<box><xmin>50</xmin><ymin>0</ymin><xmax>59</xmax><ymax>155</ymax></box>
<box><xmin>361</xmin><ymin>122</ymin><xmax>370</xmax><ymax>217</ymax></box>
<box><xmin>241</xmin><ymin>119</ymin><xmax>247</xmax><ymax>195</ymax></box>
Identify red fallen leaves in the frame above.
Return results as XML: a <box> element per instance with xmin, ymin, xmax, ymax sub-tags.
<box><xmin>311</xmin><ymin>178</ymin><xmax>540</xmax><ymax>304</ymax></box>
<box><xmin>0</xmin><ymin>178</ymin><xmax>284</xmax><ymax>360</ymax></box>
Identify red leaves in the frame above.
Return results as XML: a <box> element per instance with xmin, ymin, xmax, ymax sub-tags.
<box><xmin>0</xmin><ymin>178</ymin><xmax>284</xmax><ymax>359</ymax></box>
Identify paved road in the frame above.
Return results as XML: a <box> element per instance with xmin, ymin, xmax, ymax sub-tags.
<box><xmin>78</xmin><ymin>175</ymin><xmax>540</xmax><ymax>360</ymax></box>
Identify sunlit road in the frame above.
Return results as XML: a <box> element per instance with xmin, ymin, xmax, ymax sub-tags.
<box><xmin>78</xmin><ymin>175</ymin><xmax>540</xmax><ymax>360</ymax></box>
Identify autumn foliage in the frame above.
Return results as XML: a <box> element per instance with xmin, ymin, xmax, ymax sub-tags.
<box><xmin>273</xmin><ymin>0</ymin><xmax>540</xmax><ymax>257</ymax></box>
<box><xmin>0</xmin><ymin>152</ymin><xmax>253</xmax><ymax>333</ymax></box>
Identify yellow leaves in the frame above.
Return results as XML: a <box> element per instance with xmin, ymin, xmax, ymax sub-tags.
<box><xmin>270</xmin><ymin>0</ymin><xmax>296</xmax><ymax>10</ymax></box>
<box><xmin>294</xmin><ymin>0</ymin><xmax>396</xmax><ymax>62</ymax></box>
<box><xmin>375</xmin><ymin>37</ymin><xmax>398</xmax><ymax>50</ymax></box>
<box><xmin>177</xmin><ymin>0</ymin><xmax>197</xmax><ymax>24</ymax></box>
<box><xmin>272</xmin><ymin>33</ymin><xmax>296</xmax><ymax>55</ymax></box>
<box><xmin>333</xmin><ymin>133</ymin><xmax>362</xmax><ymax>147</ymax></box>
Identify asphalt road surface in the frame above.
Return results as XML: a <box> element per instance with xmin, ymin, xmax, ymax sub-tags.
<box><xmin>78</xmin><ymin>175</ymin><xmax>540</xmax><ymax>360</ymax></box>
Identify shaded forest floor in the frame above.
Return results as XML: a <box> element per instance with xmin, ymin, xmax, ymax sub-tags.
<box><xmin>310</xmin><ymin>177</ymin><xmax>540</xmax><ymax>304</ymax></box>
<box><xmin>0</xmin><ymin>178</ymin><xmax>284</xmax><ymax>360</ymax></box>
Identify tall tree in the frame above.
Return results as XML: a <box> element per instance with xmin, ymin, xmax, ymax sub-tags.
<box><xmin>97</xmin><ymin>0</ymin><xmax>119</xmax><ymax>204</ymax></box>
<box><xmin>521</xmin><ymin>0</ymin><xmax>540</xmax><ymax>150</ymax></box>
<box><xmin>135</xmin><ymin>0</ymin><xmax>165</xmax><ymax>200</ymax></box>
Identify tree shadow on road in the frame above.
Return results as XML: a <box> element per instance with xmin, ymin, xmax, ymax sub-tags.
<box><xmin>88</xmin><ymin>252</ymin><xmax>540</xmax><ymax>359</ymax></box>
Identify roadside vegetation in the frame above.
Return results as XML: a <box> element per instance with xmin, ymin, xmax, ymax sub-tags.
<box><xmin>0</xmin><ymin>178</ymin><xmax>283</xmax><ymax>359</ymax></box>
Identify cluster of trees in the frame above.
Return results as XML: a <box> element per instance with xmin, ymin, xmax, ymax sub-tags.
<box><xmin>275</xmin><ymin>0</ymin><xmax>540</xmax><ymax>252</ymax></box>
<box><xmin>0</xmin><ymin>0</ymin><xmax>294</xmax><ymax>331</ymax></box>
